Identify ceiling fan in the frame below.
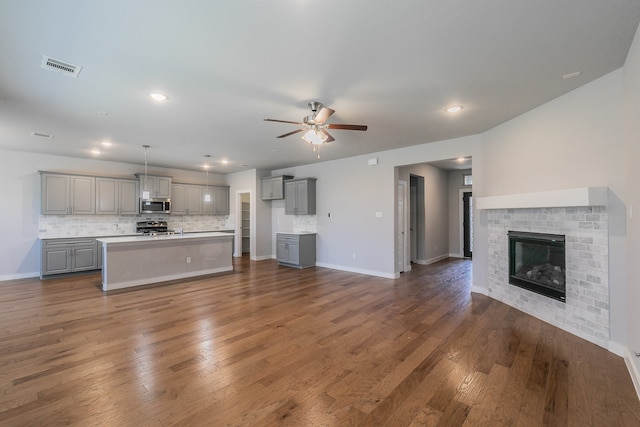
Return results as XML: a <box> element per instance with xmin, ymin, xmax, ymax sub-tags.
<box><xmin>264</xmin><ymin>101</ymin><xmax>367</xmax><ymax>145</ymax></box>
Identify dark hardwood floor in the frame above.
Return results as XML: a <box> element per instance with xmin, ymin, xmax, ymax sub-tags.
<box><xmin>0</xmin><ymin>257</ymin><xmax>638</xmax><ymax>426</ymax></box>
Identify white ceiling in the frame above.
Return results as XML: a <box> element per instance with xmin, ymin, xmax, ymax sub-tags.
<box><xmin>1</xmin><ymin>1</ymin><xmax>639</xmax><ymax>174</ymax></box>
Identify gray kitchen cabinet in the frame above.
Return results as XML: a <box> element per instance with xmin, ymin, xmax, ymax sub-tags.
<box><xmin>174</xmin><ymin>184</ymin><xmax>228</xmax><ymax>216</ymax></box>
<box><xmin>276</xmin><ymin>233</ymin><xmax>316</xmax><ymax>268</ymax></box>
<box><xmin>213</xmin><ymin>186</ymin><xmax>230</xmax><ymax>215</ymax></box>
<box><xmin>41</xmin><ymin>238</ymin><xmax>99</xmax><ymax>278</ymax></box>
<box><xmin>261</xmin><ymin>175</ymin><xmax>294</xmax><ymax>200</ymax></box>
<box><xmin>170</xmin><ymin>183</ymin><xmax>187</xmax><ymax>214</ymax></box>
<box><xmin>284</xmin><ymin>178</ymin><xmax>316</xmax><ymax>215</ymax></box>
<box><xmin>136</xmin><ymin>174</ymin><xmax>171</xmax><ymax>199</ymax></box>
<box><xmin>41</xmin><ymin>173</ymin><xmax>95</xmax><ymax>215</ymax></box>
<box><xmin>201</xmin><ymin>186</ymin><xmax>214</xmax><ymax>215</ymax></box>
<box><xmin>96</xmin><ymin>178</ymin><xmax>138</xmax><ymax>215</ymax></box>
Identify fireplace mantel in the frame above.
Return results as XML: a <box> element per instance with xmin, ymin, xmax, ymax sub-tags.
<box><xmin>476</xmin><ymin>187</ymin><xmax>608</xmax><ymax>210</ymax></box>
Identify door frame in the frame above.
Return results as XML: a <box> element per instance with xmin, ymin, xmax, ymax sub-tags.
<box><xmin>397</xmin><ymin>180</ymin><xmax>408</xmax><ymax>273</ymax></box>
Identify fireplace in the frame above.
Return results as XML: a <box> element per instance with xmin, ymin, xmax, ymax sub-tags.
<box><xmin>508</xmin><ymin>231</ymin><xmax>566</xmax><ymax>302</ymax></box>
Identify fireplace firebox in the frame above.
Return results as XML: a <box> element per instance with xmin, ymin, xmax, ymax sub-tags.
<box><xmin>508</xmin><ymin>231</ymin><xmax>566</xmax><ymax>302</ymax></box>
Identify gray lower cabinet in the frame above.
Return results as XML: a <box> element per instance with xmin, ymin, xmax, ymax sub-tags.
<box><xmin>276</xmin><ymin>233</ymin><xmax>316</xmax><ymax>268</ymax></box>
<box><xmin>41</xmin><ymin>238</ymin><xmax>99</xmax><ymax>278</ymax></box>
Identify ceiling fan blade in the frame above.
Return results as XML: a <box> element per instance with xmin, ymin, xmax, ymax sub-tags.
<box><xmin>314</xmin><ymin>107</ymin><xmax>335</xmax><ymax>124</ymax></box>
<box><xmin>327</xmin><ymin>123</ymin><xmax>368</xmax><ymax>131</ymax></box>
<box><xmin>264</xmin><ymin>118</ymin><xmax>304</xmax><ymax>125</ymax></box>
<box><xmin>276</xmin><ymin>128</ymin><xmax>305</xmax><ymax>138</ymax></box>
<box><xmin>320</xmin><ymin>129</ymin><xmax>335</xmax><ymax>142</ymax></box>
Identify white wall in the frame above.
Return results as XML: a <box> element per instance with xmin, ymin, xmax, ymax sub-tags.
<box><xmin>481</xmin><ymin>69</ymin><xmax>628</xmax><ymax>348</ymax></box>
<box><xmin>273</xmin><ymin>135</ymin><xmax>484</xmax><ymax>278</ymax></box>
<box><xmin>623</xmin><ymin>23</ymin><xmax>640</xmax><ymax>387</ymax></box>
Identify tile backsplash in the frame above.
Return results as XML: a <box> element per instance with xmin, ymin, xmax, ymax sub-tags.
<box><xmin>39</xmin><ymin>214</ymin><xmax>234</xmax><ymax>238</ymax></box>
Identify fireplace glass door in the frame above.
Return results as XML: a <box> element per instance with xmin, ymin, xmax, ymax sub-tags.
<box><xmin>508</xmin><ymin>231</ymin><xmax>566</xmax><ymax>302</ymax></box>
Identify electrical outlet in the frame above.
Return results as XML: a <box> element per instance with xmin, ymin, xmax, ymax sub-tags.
<box><xmin>186</xmin><ymin>256</ymin><xmax>191</xmax><ymax>264</ymax></box>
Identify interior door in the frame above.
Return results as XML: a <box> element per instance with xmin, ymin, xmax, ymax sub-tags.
<box><xmin>463</xmin><ymin>191</ymin><xmax>473</xmax><ymax>258</ymax></box>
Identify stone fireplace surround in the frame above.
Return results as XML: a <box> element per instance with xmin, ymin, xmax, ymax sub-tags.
<box><xmin>477</xmin><ymin>188</ymin><xmax>609</xmax><ymax>349</ymax></box>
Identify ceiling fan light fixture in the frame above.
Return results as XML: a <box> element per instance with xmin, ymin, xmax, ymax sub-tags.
<box><xmin>302</xmin><ymin>129</ymin><xmax>327</xmax><ymax>145</ymax></box>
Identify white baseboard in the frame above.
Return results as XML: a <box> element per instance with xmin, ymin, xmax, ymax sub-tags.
<box><xmin>449</xmin><ymin>252</ymin><xmax>466</xmax><ymax>258</ymax></box>
<box><xmin>624</xmin><ymin>347</ymin><xmax>640</xmax><ymax>400</ymax></box>
<box><xmin>251</xmin><ymin>255</ymin><xmax>274</xmax><ymax>261</ymax></box>
<box><xmin>413</xmin><ymin>254</ymin><xmax>449</xmax><ymax>266</ymax></box>
<box><xmin>314</xmin><ymin>262</ymin><xmax>398</xmax><ymax>279</ymax></box>
<box><xmin>0</xmin><ymin>271</ymin><xmax>39</xmax><ymax>282</ymax></box>
<box><xmin>471</xmin><ymin>285</ymin><xmax>489</xmax><ymax>295</ymax></box>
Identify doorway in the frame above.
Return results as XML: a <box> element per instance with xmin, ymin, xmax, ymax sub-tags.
<box><xmin>235</xmin><ymin>190</ymin><xmax>252</xmax><ymax>257</ymax></box>
<box><xmin>409</xmin><ymin>175</ymin><xmax>425</xmax><ymax>264</ymax></box>
<box><xmin>463</xmin><ymin>191</ymin><xmax>473</xmax><ymax>258</ymax></box>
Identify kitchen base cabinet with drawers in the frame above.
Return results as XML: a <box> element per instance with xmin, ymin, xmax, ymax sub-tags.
<box><xmin>276</xmin><ymin>233</ymin><xmax>316</xmax><ymax>269</ymax></box>
<box><xmin>41</xmin><ymin>238</ymin><xmax>99</xmax><ymax>278</ymax></box>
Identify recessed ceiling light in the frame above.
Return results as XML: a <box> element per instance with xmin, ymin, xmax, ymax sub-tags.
<box><xmin>445</xmin><ymin>105</ymin><xmax>464</xmax><ymax>113</ymax></box>
<box><xmin>101</xmin><ymin>141</ymin><xmax>112</xmax><ymax>147</ymax></box>
<box><xmin>220</xmin><ymin>159</ymin><xmax>229</xmax><ymax>165</ymax></box>
<box><xmin>90</xmin><ymin>149</ymin><xmax>101</xmax><ymax>155</ymax></box>
<box><xmin>148</xmin><ymin>92</ymin><xmax>168</xmax><ymax>102</ymax></box>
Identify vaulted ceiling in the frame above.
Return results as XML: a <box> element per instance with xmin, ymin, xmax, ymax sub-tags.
<box><xmin>1</xmin><ymin>1</ymin><xmax>639</xmax><ymax>173</ymax></box>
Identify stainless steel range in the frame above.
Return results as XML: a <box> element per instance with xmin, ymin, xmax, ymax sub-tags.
<box><xmin>136</xmin><ymin>220</ymin><xmax>174</xmax><ymax>236</ymax></box>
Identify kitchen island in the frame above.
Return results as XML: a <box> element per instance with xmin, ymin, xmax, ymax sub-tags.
<box><xmin>97</xmin><ymin>232</ymin><xmax>233</xmax><ymax>291</ymax></box>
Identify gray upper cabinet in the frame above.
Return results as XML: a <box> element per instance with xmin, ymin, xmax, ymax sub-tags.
<box><xmin>172</xmin><ymin>184</ymin><xmax>229</xmax><ymax>215</ymax></box>
<box><xmin>41</xmin><ymin>173</ymin><xmax>95</xmax><ymax>215</ymax></box>
<box><xmin>136</xmin><ymin>174</ymin><xmax>171</xmax><ymax>199</ymax></box>
<box><xmin>261</xmin><ymin>175</ymin><xmax>294</xmax><ymax>200</ymax></box>
<box><xmin>213</xmin><ymin>186</ymin><xmax>230</xmax><ymax>215</ymax></box>
<box><xmin>96</xmin><ymin>178</ymin><xmax>138</xmax><ymax>215</ymax></box>
<box><xmin>285</xmin><ymin>178</ymin><xmax>316</xmax><ymax>215</ymax></box>
<box><xmin>171</xmin><ymin>183</ymin><xmax>201</xmax><ymax>215</ymax></box>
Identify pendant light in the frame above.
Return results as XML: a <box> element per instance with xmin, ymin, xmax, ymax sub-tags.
<box><xmin>142</xmin><ymin>145</ymin><xmax>150</xmax><ymax>200</ymax></box>
<box><xmin>203</xmin><ymin>155</ymin><xmax>211</xmax><ymax>202</ymax></box>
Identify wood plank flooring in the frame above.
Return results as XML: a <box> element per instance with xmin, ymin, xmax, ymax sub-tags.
<box><xmin>0</xmin><ymin>257</ymin><xmax>639</xmax><ymax>426</ymax></box>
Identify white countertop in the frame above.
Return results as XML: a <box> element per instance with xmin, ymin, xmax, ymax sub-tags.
<box><xmin>275</xmin><ymin>232</ymin><xmax>317</xmax><ymax>235</ymax></box>
<box><xmin>97</xmin><ymin>232</ymin><xmax>233</xmax><ymax>244</ymax></box>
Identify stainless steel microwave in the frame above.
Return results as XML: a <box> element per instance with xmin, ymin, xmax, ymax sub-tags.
<box><xmin>140</xmin><ymin>198</ymin><xmax>171</xmax><ymax>214</ymax></box>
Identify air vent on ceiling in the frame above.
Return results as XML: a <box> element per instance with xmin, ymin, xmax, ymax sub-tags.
<box><xmin>31</xmin><ymin>132</ymin><xmax>54</xmax><ymax>139</ymax></box>
<box><xmin>41</xmin><ymin>55</ymin><xmax>82</xmax><ymax>77</ymax></box>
